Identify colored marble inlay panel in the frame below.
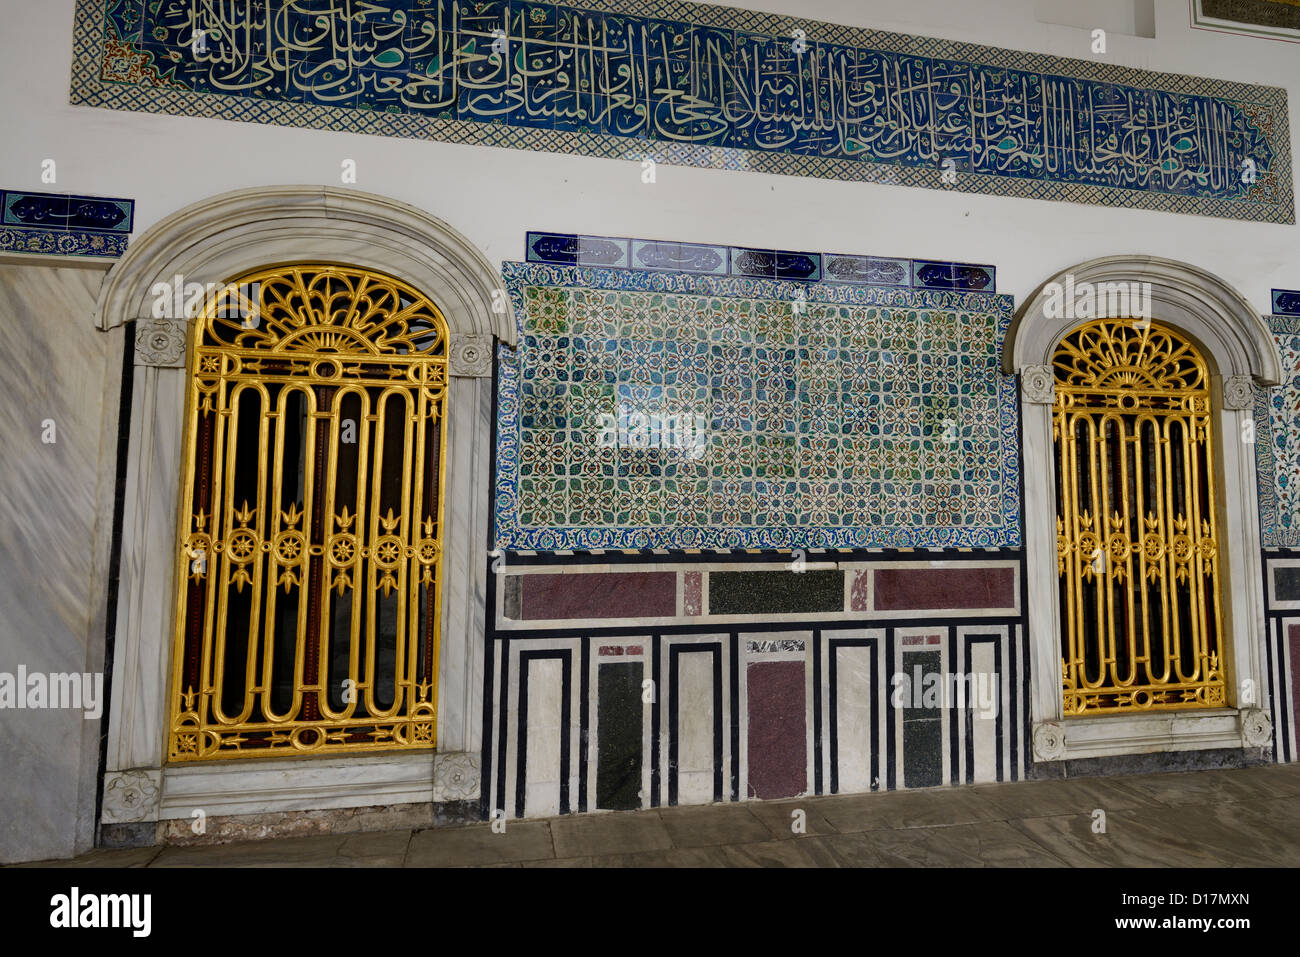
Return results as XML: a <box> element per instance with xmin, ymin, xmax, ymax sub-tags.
<box><xmin>72</xmin><ymin>0</ymin><xmax>1293</xmax><ymax>222</ymax></box>
<box><xmin>597</xmin><ymin>661</ymin><xmax>643</xmax><ymax>810</ymax></box>
<box><xmin>900</xmin><ymin>634</ymin><xmax>943</xmax><ymax>645</ymax></box>
<box><xmin>683</xmin><ymin>571</ymin><xmax>703</xmax><ymax>616</ymax></box>
<box><xmin>1256</xmin><ymin>314</ymin><xmax>1300</xmax><ymax>546</ymax></box>
<box><xmin>1290</xmin><ymin>624</ymin><xmax>1300</xmax><ymax>746</ymax></box>
<box><xmin>495</xmin><ymin>261</ymin><xmax>1021</xmax><ymax>550</ymax></box>
<box><xmin>746</xmin><ymin>660</ymin><xmax>807</xmax><ymax>800</ymax></box>
<box><xmin>849</xmin><ymin>569</ymin><xmax>871</xmax><ymax>612</ymax></box>
<box><xmin>901</xmin><ymin>649</ymin><xmax>943</xmax><ymax>788</ymax></box>
<box><xmin>515</xmin><ymin>571</ymin><xmax>676</xmax><ymax>619</ymax></box>
<box><xmin>710</xmin><ymin>571</ymin><xmax>843</xmax><ymax>615</ymax></box>
<box><xmin>874</xmin><ymin>566</ymin><xmax>1015</xmax><ymax>611</ymax></box>
<box><xmin>1275</xmin><ymin>566</ymin><xmax>1300</xmax><ymax>602</ymax></box>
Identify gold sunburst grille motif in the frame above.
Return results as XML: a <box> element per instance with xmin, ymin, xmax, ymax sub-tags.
<box><xmin>169</xmin><ymin>266</ymin><xmax>449</xmax><ymax>760</ymax></box>
<box><xmin>1052</xmin><ymin>318</ymin><xmax>1225</xmax><ymax>715</ymax></box>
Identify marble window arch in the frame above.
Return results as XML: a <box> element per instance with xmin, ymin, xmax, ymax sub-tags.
<box><xmin>1003</xmin><ymin>255</ymin><xmax>1281</xmax><ymax>764</ymax></box>
<box><xmin>96</xmin><ymin>186</ymin><xmax>510</xmax><ymax>830</ymax></box>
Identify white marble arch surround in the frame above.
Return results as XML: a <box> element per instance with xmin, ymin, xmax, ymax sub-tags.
<box><xmin>1004</xmin><ymin>255</ymin><xmax>1281</xmax><ymax>762</ymax></box>
<box><xmin>96</xmin><ymin>186</ymin><xmax>511</xmax><ymax>826</ymax></box>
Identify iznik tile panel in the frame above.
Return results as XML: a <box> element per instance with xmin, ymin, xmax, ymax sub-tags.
<box><xmin>1257</xmin><ymin>312</ymin><xmax>1300</xmax><ymax>546</ymax></box>
<box><xmin>73</xmin><ymin>1</ymin><xmax>1292</xmax><ymax>222</ymax></box>
<box><xmin>0</xmin><ymin>189</ymin><xmax>134</xmax><ymax>258</ymax></box>
<box><xmin>494</xmin><ymin>261</ymin><xmax>1020</xmax><ymax>550</ymax></box>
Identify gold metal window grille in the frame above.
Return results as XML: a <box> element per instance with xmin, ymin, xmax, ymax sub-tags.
<box><xmin>1052</xmin><ymin>318</ymin><xmax>1226</xmax><ymax>715</ymax></box>
<box><xmin>168</xmin><ymin>265</ymin><xmax>449</xmax><ymax>760</ymax></box>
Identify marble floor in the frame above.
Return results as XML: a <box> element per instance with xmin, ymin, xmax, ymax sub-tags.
<box><xmin>20</xmin><ymin>763</ymin><xmax>1300</xmax><ymax>868</ymax></box>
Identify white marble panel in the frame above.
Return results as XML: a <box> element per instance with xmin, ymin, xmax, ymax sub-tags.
<box><xmin>835</xmin><ymin>646</ymin><xmax>874</xmax><ymax>794</ymax></box>
<box><xmin>160</xmin><ymin>752</ymin><xmax>439</xmax><ymax>818</ymax></box>
<box><xmin>523</xmin><ymin>657</ymin><xmax>563</xmax><ymax>818</ymax></box>
<box><xmin>437</xmin><ymin>374</ymin><xmax>491</xmax><ymax>754</ymax></box>
<box><xmin>105</xmin><ymin>364</ymin><xmax>185</xmax><ymax>776</ymax></box>
<box><xmin>969</xmin><ymin>642</ymin><xmax>998</xmax><ymax>784</ymax></box>
<box><xmin>0</xmin><ymin>261</ymin><xmax>117</xmax><ymax>864</ymax></box>
<box><xmin>676</xmin><ymin>652</ymin><xmax>715</xmax><ymax>805</ymax></box>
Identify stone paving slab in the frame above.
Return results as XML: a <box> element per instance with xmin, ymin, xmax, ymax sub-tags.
<box><xmin>404</xmin><ymin>820</ymin><xmax>555</xmax><ymax>867</ymax></box>
<box><xmin>151</xmin><ymin>831</ymin><xmax>413</xmax><ymax>868</ymax></box>
<box><xmin>1115</xmin><ymin>766</ymin><xmax>1300</xmax><ymax>806</ymax></box>
<box><xmin>16</xmin><ymin>763</ymin><xmax>1300</xmax><ymax>868</ymax></box>
<box><xmin>13</xmin><ymin>846</ymin><xmax>164</xmax><ymax>869</ymax></box>
<box><xmin>656</xmin><ymin>804</ymin><xmax>772</xmax><ymax>847</ymax></box>
<box><xmin>969</xmin><ymin>774</ymin><xmax>1151</xmax><ymax>817</ymax></box>
<box><xmin>550</xmin><ymin>809</ymin><xmax>673</xmax><ymax>858</ymax></box>
<box><xmin>746</xmin><ymin>799</ymin><xmax>839</xmax><ymax>840</ymax></box>
<box><xmin>860</xmin><ymin>820</ymin><xmax>1071</xmax><ymax>867</ymax></box>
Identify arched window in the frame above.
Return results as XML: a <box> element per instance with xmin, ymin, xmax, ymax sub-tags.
<box><xmin>1052</xmin><ymin>318</ymin><xmax>1225</xmax><ymax>715</ymax></box>
<box><xmin>168</xmin><ymin>265</ymin><xmax>449</xmax><ymax>760</ymax></box>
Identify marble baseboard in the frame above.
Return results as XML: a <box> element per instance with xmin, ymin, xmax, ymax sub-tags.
<box><xmin>1030</xmin><ymin>746</ymin><xmax>1272</xmax><ymax>780</ymax></box>
<box><xmin>98</xmin><ymin>800</ymin><xmax>486</xmax><ymax>851</ymax></box>
<box><xmin>98</xmin><ymin>821</ymin><xmax>159</xmax><ymax>849</ymax></box>
<box><xmin>154</xmin><ymin>750</ymin><xmax>480</xmax><ymax>821</ymax></box>
<box><xmin>433</xmin><ymin>800</ymin><xmax>481</xmax><ymax>826</ymax></box>
<box><xmin>1033</xmin><ymin>710</ymin><xmax>1252</xmax><ymax>762</ymax></box>
<box><xmin>158</xmin><ymin>802</ymin><xmax>437</xmax><ymax>847</ymax></box>
<box><xmin>159</xmin><ymin>752</ymin><xmax>435</xmax><ymax>820</ymax></box>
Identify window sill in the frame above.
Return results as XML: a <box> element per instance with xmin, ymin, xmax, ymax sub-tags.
<box><xmin>1033</xmin><ymin>708</ymin><xmax>1271</xmax><ymax>762</ymax></box>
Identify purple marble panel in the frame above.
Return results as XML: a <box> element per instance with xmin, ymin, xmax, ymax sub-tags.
<box><xmin>517</xmin><ymin>571</ymin><xmax>677</xmax><ymax>620</ymax></box>
<box><xmin>746</xmin><ymin>660</ymin><xmax>807</xmax><ymax>800</ymax></box>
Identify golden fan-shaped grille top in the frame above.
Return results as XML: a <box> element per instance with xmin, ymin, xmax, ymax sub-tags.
<box><xmin>200</xmin><ymin>265</ymin><xmax>447</xmax><ymax>356</ymax></box>
<box><xmin>1052</xmin><ymin>319</ymin><xmax>1207</xmax><ymax>395</ymax></box>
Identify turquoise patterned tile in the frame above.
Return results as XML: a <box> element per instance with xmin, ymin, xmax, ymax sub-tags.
<box><xmin>495</xmin><ymin>260</ymin><xmax>1020</xmax><ymax>549</ymax></box>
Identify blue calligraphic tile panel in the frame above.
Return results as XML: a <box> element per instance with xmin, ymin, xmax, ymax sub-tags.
<box><xmin>73</xmin><ymin>0</ymin><xmax>1291</xmax><ymax>223</ymax></box>
<box><xmin>494</xmin><ymin>260</ymin><xmax>1020</xmax><ymax>550</ymax></box>
<box><xmin>911</xmin><ymin>260</ymin><xmax>996</xmax><ymax>292</ymax></box>
<box><xmin>527</xmin><ymin>231</ymin><xmax>994</xmax><ymax>292</ymax></box>
<box><xmin>631</xmin><ymin>239</ymin><xmax>728</xmax><ymax>275</ymax></box>
<box><xmin>1273</xmin><ymin>289</ymin><xmax>1300</xmax><ymax>317</ymax></box>
<box><xmin>2</xmin><ymin>189</ymin><xmax>134</xmax><ymax>233</ymax></box>
<box><xmin>1257</xmin><ymin>311</ymin><xmax>1300</xmax><ymax>546</ymax></box>
<box><xmin>0</xmin><ymin>188</ymin><xmax>134</xmax><ymax>258</ymax></box>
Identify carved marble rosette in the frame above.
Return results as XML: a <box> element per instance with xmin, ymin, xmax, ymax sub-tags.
<box><xmin>1240</xmin><ymin>709</ymin><xmax>1273</xmax><ymax>747</ymax></box>
<box><xmin>101</xmin><ymin>769</ymin><xmax>162</xmax><ymax>824</ymax></box>
<box><xmin>433</xmin><ymin>752</ymin><xmax>481</xmax><ymax>802</ymax></box>
<box><xmin>1020</xmin><ymin>365</ymin><xmax>1055</xmax><ymax>404</ymax></box>
<box><xmin>449</xmin><ymin>333</ymin><xmax>493</xmax><ymax>378</ymax></box>
<box><xmin>1221</xmin><ymin>374</ymin><xmax>1254</xmax><ymax>410</ymax></box>
<box><xmin>1032</xmin><ymin>722</ymin><xmax>1066</xmax><ymax>761</ymax></box>
<box><xmin>134</xmin><ymin>318</ymin><xmax>188</xmax><ymax>367</ymax></box>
